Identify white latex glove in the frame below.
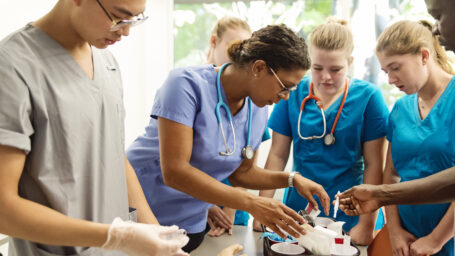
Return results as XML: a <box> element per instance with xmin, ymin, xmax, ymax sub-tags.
<box><xmin>102</xmin><ymin>217</ymin><xmax>189</xmax><ymax>256</ymax></box>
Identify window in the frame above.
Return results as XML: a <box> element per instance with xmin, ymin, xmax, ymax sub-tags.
<box><xmin>173</xmin><ymin>0</ymin><xmax>436</xmax><ymax>107</ymax></box>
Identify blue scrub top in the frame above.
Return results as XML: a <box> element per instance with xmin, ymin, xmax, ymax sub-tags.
<box><xmin>268</xmin><ymin>76</ymin><xmax>389</xmax><ymax>231</ymax></box>
<box><xmin>387</xmin><ymin>76</ymin><xmax>455</xmax><ymax>256</ymax></box>
<box><xmin>220</xmin><ymin>128</ymin><xmax>271</xmax><ymax>226</ymax></box>
<box><xmin>127</xmin><ymin>65</ymin><xmax>268</xmax><ymax>233</ymax></box>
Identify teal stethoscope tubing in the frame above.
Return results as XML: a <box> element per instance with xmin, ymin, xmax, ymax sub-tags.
<box><xmin>215</xmin><ymin>63</ymin><xmax>252</xmax><ymax>158</ymax></box>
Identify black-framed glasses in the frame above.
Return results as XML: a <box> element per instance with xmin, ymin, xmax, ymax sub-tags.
<box><xmin>269</xmin><ymin>67</ymin><xmax>298</xmax><ymax>97</ymax></box>
<box><xmin>96</xmin><ymin>0</ymin><xmax>148</xmax><ymax>32</ymax></box>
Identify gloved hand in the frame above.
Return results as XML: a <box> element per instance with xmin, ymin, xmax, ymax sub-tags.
<box><xmin>102</xmin><ymin>217</ymin><xmax>189</xmax><ymax>256</ymax></box>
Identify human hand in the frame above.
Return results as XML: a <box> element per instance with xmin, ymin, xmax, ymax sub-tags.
<box><xmin>102</xmin><ymin>217</ymin><xmax>189</xmax><ymax>256</ymax></box>
<box><xmin>252</xmin><ymin>218</ymin><xmax>263</xmax><ymax>232</ymax></box>
<box><xmin>293</xmin><ymin>174</ymin><xmax>330</xmax><ymax>216</ymax></box>
<box><xmin>388</xmin><ymin>226</ymin><xmax>417</xmax><ymax>256</ymax></box>
<box><xmin>248</xmin><ymin>196</ymin><xmax>305</xmax><ymax>239</ymax></box>
<box><xmin>348</xmin><ymin>223</ymin><xmax>374</xmax><ymax>246</ymax></box>
<box><xmin>207</xmin><ymin>207</ymin><xmax>235</xmax><ymax>237</ymax></box>
<box><xmin>410</xmin><ymin>235</ymin><xmax>443</xmax><ymax>256</ymax></box>
<box><xmin>337</xmin><ymin>184</ymin><xmax>382</xmax><ymax>216</ymax></box>
<box><xmin>208</xmin><ymin>205</ymin><xmax>233</xmax><ymax>230</ymax></box>
<box><xmin>217</xmin><ymin>244</ymin><xmax>247</xmax><ymax>256</ymax></box>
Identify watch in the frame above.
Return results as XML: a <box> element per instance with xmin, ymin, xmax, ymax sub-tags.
<box><xmin>288</xmin><ymin>172</ymin><xmax>298</xmax><ymax>187</ymax></box>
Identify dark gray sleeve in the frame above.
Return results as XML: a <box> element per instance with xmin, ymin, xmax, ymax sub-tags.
<box><xmin>0</xmin><ymin>49</ymin><xmax>34</xmax><ymax>153</ymax></box>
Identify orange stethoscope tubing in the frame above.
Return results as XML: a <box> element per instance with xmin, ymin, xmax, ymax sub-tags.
<box><xmin>297</xmin><ymin>78</ymin><xmax>349</xmax><ymax>146</ymax></box>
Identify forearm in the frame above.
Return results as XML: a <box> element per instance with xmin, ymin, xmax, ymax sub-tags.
<box><xmin>258</xmin><ymin>151</ymin><xmax>288</xmax><ymax>198</ymax></box>
<box><xmin>427</xmin><ymin>202</ymin><xmax>454</xmax><ymax>245</ymax></box>
<box><xmin>164</xmin><ymin>163</ymin><xmax>285</xmax><ymax>213</ymax></box>
<box><xmin>358</xmin><ymin>161</ymin><xmax>382</xmax><ymax>228</ymax></box>
<box><xmin>0</xmin><ymin>194</ymin><xmax>108</xmax><ymax>247</ymax></box>
<box><xmin>125</xmin><ymin>157</ymin><xmax>158</xmax><ymax>224</ymax></box>
<box><xmin>377</xmin><ymin>167</ymin><xmax>455</xmax><ymax>205</ymax></box>
<box><xmin>230</xmin><ymin>164</ymin><xmax>290</xmax><ymax>190</ymax></box>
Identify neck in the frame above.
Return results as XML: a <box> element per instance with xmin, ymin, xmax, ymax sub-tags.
<box><xmin>313</xmin><ymin>81</ymin><xmax>346</xmax><ymax>108</ymax></box>
<box><xmin>419</xmin><ymin>64</ymin><xmax>452</xmax><ymax>102</ymax></box>
<box><xmin>33</xmin><ymin>1</ymin><xmax>89</xmax><ymax>53</ymax></box>
<box><xmin>219</xmin><ymin>64</ymin><xmax>249</xmax><ymax>114</ymax></box>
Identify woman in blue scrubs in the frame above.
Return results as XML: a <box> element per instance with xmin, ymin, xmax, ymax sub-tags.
<box><xmin>127</xmin><ymin>24</ymin><xmax>331</xmax><ymax>253</ymax></box>
<box><xmin>376</xmin><ymin>20</ymin><xmax>455</xmax><ymax>256</ymax></box>
<box><xmin>205</xmin><ymin>16</ymin><xmax>255</xmax><ymax>237</ymax></box>
<box><xmin>253</xmin><ymin>19</ymin><xmax>389</xmax><ymax>246</ymax></box>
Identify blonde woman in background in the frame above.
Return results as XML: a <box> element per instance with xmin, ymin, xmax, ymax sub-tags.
<box><xmin>253</xmin><ymin>19</ymin><xmax>389</xmax><ymax>246</ymax></box>
<box><xmin>375</xmin><ymin>20</ymin><xmax>454</xmax><ymax>256</ymax></box>
<box><xmin>205</xmin><ymin>16</ymin><xmax>260</xmax><ymax>238</ymax></box>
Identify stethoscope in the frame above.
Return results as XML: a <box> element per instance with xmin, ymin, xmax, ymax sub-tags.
<box><xmin>215</xmin><ymin>63</ymin><xmax>254</xmax><ymax>159</ymax></box>
<box><xmin>297</xmin><ymin>78</ymin><xmax>349</xmax><ymax>146</ymax></box>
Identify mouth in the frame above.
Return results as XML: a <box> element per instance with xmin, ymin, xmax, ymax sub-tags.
<box><xmin>396</xmin><ymin>85</ymin><xmax>405</xmax><ymax>91</ymax></box>
<box><xmin>105</xmin><ymin>39</ymin><xmax>120</xmax><ymax>45</ymax></box>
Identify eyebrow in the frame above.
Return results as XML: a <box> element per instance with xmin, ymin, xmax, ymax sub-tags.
<box><xmin>113</xmin><ymin>6</ymin><xmax>144</xmax><ymax>17</ymax></box>
<box><xmin>312</xmin><ymin>64</ymin><xmax>344</xmax><ymax>69</ymax></box>
<box><xmin>386</xmin><ymin>62</ymin><xmax>398</xmax><ymax>68</ymax></box>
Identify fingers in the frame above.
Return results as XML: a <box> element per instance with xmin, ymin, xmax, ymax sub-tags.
<box><xmin>208</xmin><ymin>226</ymin><xmax>226</xmax><ymax>237</ymax></box>
<box><xmin>316</xmin><ymin>189</ymin><xmax>330</xmax><ymax>216</ymax></box>
<box><xmin>207</xmin><ymin>217</ymin><xmax>216</xmax><ymax>230</ymax></box>
<box><xmin>338</xmin><ymin>187</ymin><xmax>354</xmax><ymax>199</ymax></box>
<box><xmin>217</xmin><ymin>244</ymin><xmax>244</xmax><ymax>256</ymax></box>
<box><xmin>208</xmin><ymin>207</ymin><xmax>233</xmax><ymax>230</ymax></box>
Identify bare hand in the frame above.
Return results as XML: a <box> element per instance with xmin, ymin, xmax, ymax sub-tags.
<box><xmin>389</xmin><ymin>227</ymin><xmax>417</xmax><ymax>256</ymax></box>
<box><xmin>294</xmin><ymin>174</ymin><xmax>330</xmax><ymax>216</ymax></box>
<box><xmin>337</xmin><ymin>184</ymin><xmax>382</xmax><ymax>216</ymax></box>
<box><xmin>410</xmin><ymin>235</ymin><xmax>443</xmax><ymax>256</ymax></box>
<box><xmin>207</xmin><ymin>207</ymin><xmax>235</xmax><ymax>237</ymax></box>
<box><xmin>248</xmin><ymin>196</ymin><xmax>305</xmax><ymax>239</ymax></box>
<box><xmin>208</xmin><ymin>205</ymin><xmax>233</xmax><ymax>230</ymax></box>
<box><xmin>217</xmin><ymin>244</ymin><xmax>247</xmax><ymax>256</ymax></box>
<box><xmin>348</xmin><ymin>223</ymin><xmax>374</xmax><ymax>246</ymax></box>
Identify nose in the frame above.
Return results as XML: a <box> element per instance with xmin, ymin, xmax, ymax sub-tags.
<box><xmin>388</xmin><ymin>73</ymin><xmax>398</xmax><ymax>85</ymax></box>
<box><xmin>321</xmin><ymin>70</ymin><xmax>331</xmax><ymax>81</ymax></box>
<box><xmin>278</xmin><ymin>92</ymin><xmax>290</xmax><ymax>101</ymax></box>
<box><xmin>117</xmin><ymin>25</ymin><xmax>131</xmax><ymax>37</ymax></box>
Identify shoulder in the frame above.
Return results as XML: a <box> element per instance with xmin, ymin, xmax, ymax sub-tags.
<box><xmin>349</xmin><ymin>78</ymin><xmax>381</xmax><ymax>95</ymax></box>
<box><xmin>169</xmin><ymin>64</ymin><xmax>216</xmax><ymax>82</ymax></box>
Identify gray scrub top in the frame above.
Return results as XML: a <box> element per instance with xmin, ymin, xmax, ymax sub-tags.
<box><xmin>0</xmin><ymin>24</ymin><xmax>131</xmax><ymax>255</ymax></box>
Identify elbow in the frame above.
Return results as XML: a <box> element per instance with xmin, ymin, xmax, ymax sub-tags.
<box><xmin>161</xmin><ymin>164</ymin><xmax>185</xmax><ymax>189</ymax></box>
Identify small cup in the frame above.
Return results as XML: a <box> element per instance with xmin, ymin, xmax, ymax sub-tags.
<box><xmin>271</xmin><ymin>242</ymin><xmax>305</xmax><ymax>255</ymax></box>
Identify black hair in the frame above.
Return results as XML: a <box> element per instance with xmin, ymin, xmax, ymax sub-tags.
<box><xmin>227</xmin><ymin>24</ymin><xmax>311</xmax><ymax>72</ymax></box>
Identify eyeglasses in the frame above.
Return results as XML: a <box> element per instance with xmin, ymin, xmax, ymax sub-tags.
<box><xmin>269</xmin><ymin>67</ymin><xmax>298</xmax><ymax>97</ymax></box>
<box><xmin>96</xmin><ymin>0</ymin><xmax>148</xmax><ymax>32</ymax></box>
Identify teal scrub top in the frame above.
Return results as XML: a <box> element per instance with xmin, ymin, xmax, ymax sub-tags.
<box><xmin>268</xmin><ymin>76</ymin><xmax>389</xmax><ymax>231</ymax></box>
<box><xmin>387</xmin><ymin>76</ymin><xmax>455</xmax><ymax>256</ymax></box>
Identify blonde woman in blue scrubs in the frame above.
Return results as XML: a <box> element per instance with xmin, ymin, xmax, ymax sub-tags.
<box><xmin>253</xmin><ymin>19</ymin><xmax>389</xmax><ymax>246</ymax></box>
<box><xmin>376</xmin><ymin>20</ymin><xmax>454</xmax><ymax>256</ymax></box>
<box><xmin>127</xmin><ymin>24</ymin><xmax>331</xmax><ymax>253</ymax></box>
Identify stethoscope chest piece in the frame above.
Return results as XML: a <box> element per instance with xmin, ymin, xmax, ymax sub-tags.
<box><xmin>241</xmin><ymin>145</ymin><xmax>254</xmax><ymax>160</ymax></box>
<box><xmin>323</xmin><ymin>133</ymin><xmax>336</xmax><ymax>146</ymax></box>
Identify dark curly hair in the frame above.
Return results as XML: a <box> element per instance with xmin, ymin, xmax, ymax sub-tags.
<box><xmin>227</xmin><ymin>24</ymin><xmax>311</xmax><ymax>72</ymax></box>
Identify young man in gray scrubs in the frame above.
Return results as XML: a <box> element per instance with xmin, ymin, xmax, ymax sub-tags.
<box><xmin>0</xmin><ymin>0</ymin><xmax>189</xmax><ymax>255</ymax></box>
